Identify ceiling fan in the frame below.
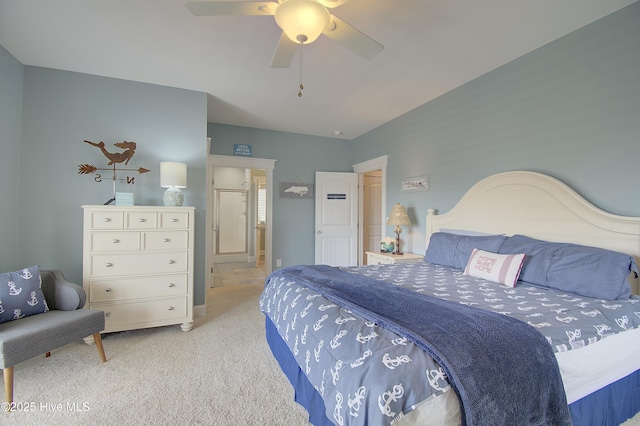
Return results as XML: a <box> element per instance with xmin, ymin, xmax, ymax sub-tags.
<box><xmin>185</xmin><ymin>0</ymin><xmax>384</xmax><ymax>68</ymax></box>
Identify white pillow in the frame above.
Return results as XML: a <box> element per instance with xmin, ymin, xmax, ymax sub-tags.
<box><xmin>463</xmin><ymin>248</ymin><xmax>525</xmax><ymax>287</ymax></box>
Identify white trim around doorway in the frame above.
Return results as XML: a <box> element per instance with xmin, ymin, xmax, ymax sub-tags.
<box><xmin>206</xmin><ymin>153</ymin><xmax>276</xmax><ymax>292</ymax></box>
<box><xmin>352</xmin><ymin>155</ymin><xmax>388</xmax><ymax>266</ymax></box>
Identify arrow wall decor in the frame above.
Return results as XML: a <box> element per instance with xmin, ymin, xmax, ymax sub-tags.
<box><xmin>78</xmin><ymin>139</ymin><xmax>150</xmax><ymax>204</ymax></box>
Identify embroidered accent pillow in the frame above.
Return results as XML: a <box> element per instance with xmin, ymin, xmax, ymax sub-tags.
<box><xmin>464</xmin><ymin>249</ymin><xmax>526</xmax><ymax>287</ymax></box>
<box><xmin>0</xmin><ymin>265</ymin><xmax>49</xmax><ymax>324</ymax></box>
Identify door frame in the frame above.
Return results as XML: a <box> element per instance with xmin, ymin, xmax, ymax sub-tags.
<box><xmin>353</xmin><ymin>155</ymin><xmax>388</xmax><ymax>265</ymax></box>
<box><xmin>205</xmin><ymin>151</ymin><xmax>276</xmax><ymax>289</ymax></box>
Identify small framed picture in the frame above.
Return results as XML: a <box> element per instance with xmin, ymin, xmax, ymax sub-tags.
<box><xmin>401</xmin><ymin>175</ymin><xmax>429</xmax><ymax>192</ymax></box>
<box><xmin>279</xmin><ymin>182</ymin><xmax>314</xmax><ymax>199</ymax></box>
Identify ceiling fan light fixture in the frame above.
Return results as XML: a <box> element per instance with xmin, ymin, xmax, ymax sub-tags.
<box><xmin>275</xmin><ymin>0</ymin><xmax>331</xmax><ymax>44</ymax></box>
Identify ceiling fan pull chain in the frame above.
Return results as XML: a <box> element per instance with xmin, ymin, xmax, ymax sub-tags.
<box><xmin>298</xmin><ymin>41</ymin><xmax>304</xmax><ymax>98</ymax></box>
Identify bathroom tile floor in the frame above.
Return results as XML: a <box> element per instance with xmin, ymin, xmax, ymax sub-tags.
<box><xmin>213</xmin><ymin>261</ymin><xmax>266</xmax><ymax>287</ymax></box>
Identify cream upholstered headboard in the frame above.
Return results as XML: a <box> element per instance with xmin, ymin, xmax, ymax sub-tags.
<box><xmin>426</xmin><ymin>171</ymin><xmax>640</xmax><ymax>294</ymax></box>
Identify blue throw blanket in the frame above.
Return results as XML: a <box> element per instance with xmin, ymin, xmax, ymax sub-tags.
<box><xmin>269</xmin><ymin>265</ymin><xmax>572</xmax><ymax>426</ymax></box>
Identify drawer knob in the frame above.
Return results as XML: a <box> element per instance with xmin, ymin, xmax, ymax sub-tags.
<box><xmin>105</xmin><ymin>312</ymin><xmax>111</xmax><ymax>317</ymax></box>
<box><xmin>106</xmin><ymin>262</ymin><xmax>114</xmax><ymax>267</ymax></box>
<box><xmin>169</xmin><ymin>260</ymin><xmax>176</xmax><ymax>264</ymax></box>
<box><xmin>113</xmin><ymin>239</ymin><xmax>120</xmax><ymax>244</ymax></box>
<box><xmin>169</xmin><ymin>283</ymin><xmax>176</xmax><ymax>288</ymax></box>
<box><xmin>171</xmin><ymin>218</ymin><xmax>178</xmax><ymax>223</ymax></box>
<box><xmin>138</xmin><ymin>218</ymin><xmax>146</xmax><ymax>222</ymax></box>
<box><xmin>163</xmin><ymin>238</ymin><xmax>170</xmax><ymax>243</ymax></box>
<box><xmin>104</xmin><ymin>218</ymin><xmax>111</xmax><ymax>222</ymax></box>
<box><xmin>105</xmin><ymin>288</ymin><xmax>112</xmax><ymax>292</ymax></box>
<box><xmin>168</xmin><ymin>306</ymin><xmax>175</xmax><ymax>311</ymax></box>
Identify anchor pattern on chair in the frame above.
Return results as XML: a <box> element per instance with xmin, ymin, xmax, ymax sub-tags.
<box><xmin>0</xmin><ymin>268</ymin><xmax>107</xmax><ymax>407</ymax></box>
<box><xmin>0</xmin><ymin>265</ymin><xmax>49</xmax><ymax>324</ymax></box>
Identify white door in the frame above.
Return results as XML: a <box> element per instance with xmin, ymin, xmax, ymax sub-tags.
<box><xmin>216</xmin><ymin>190</ymin><xmax>247</xmax><ymax>254</ymax></box>
<box><xmin>315</xmin><ymin>172</ymin><xmax>358</xmax><ymax>266</ymax></box>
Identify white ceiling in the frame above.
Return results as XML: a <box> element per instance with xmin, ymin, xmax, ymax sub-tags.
<box><xmin>0</xmin><ymin>0</ymin><xmax>636</xmax><ymax>140</ymax></box>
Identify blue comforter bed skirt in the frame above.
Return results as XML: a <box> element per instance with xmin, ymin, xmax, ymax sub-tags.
<box><xmin>267</xmin><ymin>314</ymin><xmax>640</xmax><ymax>426</ymax></box>
<box><xmin>267</xmin><ymin>264</ymin><xmax>570</xmax><ymax>426</ymax></box>
<box><xmin>265</xmin><ymin>316</ymin><xmax>332</xmax><ymax>426</ymax></box>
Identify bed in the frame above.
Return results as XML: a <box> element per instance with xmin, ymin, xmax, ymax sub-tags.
<box><xmin>259</xmin><ymin>171</ymin><xmax>640</xmax><ymax>426</ymax></box>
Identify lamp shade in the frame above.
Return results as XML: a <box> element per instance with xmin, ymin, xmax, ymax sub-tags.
<box><xmin>275</xmin><ymin>0</ymin><xmax>330</xmax><ymax>44</ymax></box>
<box><xmin>387</xmin><ymin>203</ymin><xmax>411</xmax><ymax>226</ymax></box>
<box><xmin>160</xmin><ymin>162</ymin><xmax>187</xmax><ymax>188</ymax></box>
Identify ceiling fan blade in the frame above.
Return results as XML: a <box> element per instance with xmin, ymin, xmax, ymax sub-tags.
<box><xmin>185</xmin><ymin>1</ymin><xmax>277</xmax><ymax>16</ymax></box>
<box><xmin>323</xmin><ymin>15</ymin><xmax>383</xmax><ymax>60</ymax></box>
<box><xmin>317</xmin><ymin>0</ymin><xmax>353</xmax><ymax>8</ymax></box>
<box><xmin>271</xmin><ymin>32</ymin><xmax>299</xmax><ymax>68</ymax></box>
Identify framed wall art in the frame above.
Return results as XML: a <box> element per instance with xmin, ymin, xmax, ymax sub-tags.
<box><xmin>279</xmin><ymin>182</ymin><xmax>314</xmax><ymax>199</ymax></box>
<box><xmin>401</xmin><ymin>175</ymin><xmax>429</xmax><ymax>192</ymax></box>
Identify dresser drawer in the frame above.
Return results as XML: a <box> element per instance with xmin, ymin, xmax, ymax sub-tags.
<box><xmin>366</xmin><ymin>251</ymin><xmax>424</xmax><ymax>265</ymax></box>
<box><xmin>83</xmin><ymin>205</ymin><xmax>194</xmax><ymax>334</ymax></box>
<box><xmin>90</xmin><ymin>252</ymin><xmax>189</xmax><ymax>276</ymax></box>
<box><xmin>99</xmin><ymin>297</ymin><xmax>188</xmax><ymax>329</ymax></box>
<box><xmin>143</xmin><ymin>231</ymin><xmax>188</xmax><ymax>251</ymax></box>
<box><xmin>89</xmin><ymin>274</ymin><xmax>188</xmax><ymax>303</ymax></box>
<box><xmin>90</xmin><ymin>232</ymin><xmax>140</xmax><ymax>252</ymax></box>
<box><xmin>90</xmin><ymin>211</ymin><xmax>124</xmax><ymax>230</ymax></box>
<box><xmin>160</xmin><ymin>212</ymin><xmax>190</xmax><ymax>229</ymax></box>
<box><xmin>125</xmin><ymin>211</ymin><xmax>157</xmax><ymax>229</ymax></box>
<box><xmin>367</xmin><ymin>252</ymin><xmax>394</xmax><ymax>265</ymax></box>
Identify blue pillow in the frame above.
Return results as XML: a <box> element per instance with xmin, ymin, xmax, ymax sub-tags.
<box><xmin>424</xmin><ymin>232</ymin><xmax>508</xmax><ymax>269</ymax></box>
<box><xmin>0</xmin><ymin>265</ymin><xmax>49</xmax><ymax>324</ymax></box>
<box><xmin>499</xmin><ymin>234</ymin><xmax>637</xmax><ymax>300</ymax></box>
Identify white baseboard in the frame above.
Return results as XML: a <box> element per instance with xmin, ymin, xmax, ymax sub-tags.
<box><xmin>194</xmin><ymin>304</ymin><xmax>206</xmax><ymax>317</ymax></box>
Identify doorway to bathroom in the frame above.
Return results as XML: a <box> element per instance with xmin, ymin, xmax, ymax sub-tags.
<box><xmin>205</xmin><ymin>154</ymin><xmax>275</xmax><ymax>289</ymax></box>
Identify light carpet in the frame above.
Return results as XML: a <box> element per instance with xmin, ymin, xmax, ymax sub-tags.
<box><xmin>1</xmin><ymin>284</ymin><xmax>310</xmax><ymax>425</ymax></box>
<box><xmin>2</xmin><ymin>284</ymin><xmax>639</xmax><ymax>426</ymax></box>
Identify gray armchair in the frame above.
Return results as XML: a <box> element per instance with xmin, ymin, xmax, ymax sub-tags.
<box><xmin>0</xmin><ymin>269</ymin><xmax>106</xmax><ymax>406</ymax></box>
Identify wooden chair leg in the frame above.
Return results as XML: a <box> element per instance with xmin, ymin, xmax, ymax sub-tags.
<box><xmin>93</xmin><ymin>333</ymin><xmax>107</xmax><ymax>363</ymax></box>
<box><xmin>1</xmin><ymin>334</ymin><xmax>106</xmax><ymax>411</ymax></box>
<box><xmin>4</xmin><ymin>366</ymin><xmax>13</xmax><ymax>407</ymax></box>
<box><xmin>45</xmin><ymin>352</ymin><xmax>51</xmax><ymax>357</ymax></box>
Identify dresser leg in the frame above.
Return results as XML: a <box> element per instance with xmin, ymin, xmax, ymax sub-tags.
<box><xmin>181</xmin><ymin>322</ymin><xmax>194</xmax><ymax>332</ymax></box>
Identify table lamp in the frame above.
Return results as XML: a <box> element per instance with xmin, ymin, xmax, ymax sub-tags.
<box><xmin>160</xmin><ymin>162</ymin><xmax>187</xmax><ymax>206</ymax></box>
<box><xmin>387</xmin><ymin>203</ymin><xmax>411</xmax><ymax>255</ymax></box>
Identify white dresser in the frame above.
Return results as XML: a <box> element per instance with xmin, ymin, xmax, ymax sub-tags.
<box><xmin>82</xmin><ymin>205</ymin><xmax>195</xmax><ymax>334</ymax></box>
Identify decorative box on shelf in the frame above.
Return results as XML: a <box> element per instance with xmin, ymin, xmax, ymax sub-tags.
<box><xmin>82</xmin><ymin>205</ymin><xmax>195</xmax><ymax>337</ymax></box>
<box><xmin>366</xmin><ymin>251</ymin><xmax>424</xmax><ymax>265</ymax></box>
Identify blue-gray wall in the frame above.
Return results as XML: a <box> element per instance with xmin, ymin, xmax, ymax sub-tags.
<box><xmin>17</xmin><ymin>67</ymin><xmax>208</xmax><ymax>304</ymax></box>
<box><xmin>0</xmin><ymin>44</ymin><xmax>23</xmax><ymax>272</ymax></box>
<box><xmin>208</xmin><ymin>123</ymin><xmax>351</xmax><ymax>267</ymax></box>
<box><xmin>349</xmin><ymin>2</ymin><xmax>640</xmax><ymax>254</ymax></box>
<box><xmin>1</xmin><ymin>2</ymin><xmax>639</xmax><ymax>302</ymax></box>
<box><xmin>208</xmin><ymin>3</ymin><xmax>640</xmax><ymax>259</ymax></box>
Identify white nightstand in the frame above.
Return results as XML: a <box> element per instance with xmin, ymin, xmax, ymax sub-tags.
<box><xmin>366</xmin><ymin>251</ymin><xmax>424</xmax><ymax>265</ymax></box>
